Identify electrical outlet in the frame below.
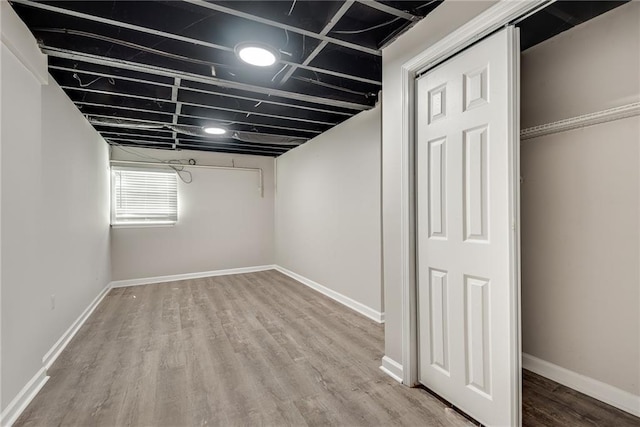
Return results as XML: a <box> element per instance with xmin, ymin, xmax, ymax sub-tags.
<box><xmin>51</xmin><ymin>294</ymin><xmax>55</xmax><ymax>310</ymax></box>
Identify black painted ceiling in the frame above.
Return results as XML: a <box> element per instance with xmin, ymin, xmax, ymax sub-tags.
<box><xmin>10</xmin><ymin>1</ymin><xmax>629</xmax><ymax>157</ymax></box>
<box><xmin>10</xmin><ymin>0</ymin><xmax>442</xmax><ymax>157</ymax></box>
<box><xmin>518</xmin><ymin>0</ymin><xmax>629</xmax><ymax>51</ymax></box>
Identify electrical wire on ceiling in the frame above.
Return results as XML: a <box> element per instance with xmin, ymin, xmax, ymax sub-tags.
<box><xmin>331</xmin><ymin>17</ymin><xmax>402</xmax><ymax>34</ymax></box>
<box><xmin>416</xmin><ymin>0</ymin><xmax>440</xmax><ymax>11</ymax></box>
<box><xmin>72</xmin><ymin>72</ymin><xmax>115</xmax><ymax>88</ymax></box>
<box><xmin>288</xmin><ymin>0</ymin><xmax>297</xmax><ymax>16</ymax></box>
<box><xmin>271</xmin><ymin>64</ymin><xmax>288</xmax><ymax>82</ymax></box>
<box><xmin>109</xmin><ymin>141</ymin><xmax>194</xmax><ymax>183</ymax></box>
<box><xmin>280</xmin><ymin>28</ymin><xmax>292</xmax><ymax>57</ymax></box>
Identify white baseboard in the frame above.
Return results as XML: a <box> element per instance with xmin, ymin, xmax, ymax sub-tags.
<box><xmin>380</xmin><ymin>356</ymin><xmax>404</xmax><ymax>383</ymax></box>
<box><xmin>42</xmin><ymin>284</ymin><xmax>111</xmax><ymax>369</ymax></box>
<box><xmin>2</xmin><ymin>284</ymin><xmax>111</xmax><ymax>426</ymax></box>
<box><xmin>0</xmin><ymin>368</ymin><xmax>49</xmax><ymax>427</ymax></box>
<box><xmin>273</xmin><ymin>265</ymin><xmax>384</xmax><ymax>324</ymax></box>
<box><xmin>109</xmin><ymin>265</ymin><xmax>276</xmax><ymax>288</ymax></box>
<box><xmin>523</xmin><ymin>353</ymin><xmax>640</xmax><ymax>417</ymax></box>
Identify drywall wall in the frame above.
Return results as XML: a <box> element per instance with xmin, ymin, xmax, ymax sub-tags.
<box><xmin>275</xmin><ymin>106</ymin><xmax>382</xmax><ymax>315</ymax></box>
<box><xmin>110</xmin><ymin>147</ymin><xmax>275</xmax><ymax>281</ymax></box>
<box><xmin>521</xmin><ymin>2</ymin><xmax>640</xmax><ymax>397</ymax></box>
<box><xmin>1</xmin><ymin>1</ymin><xmax>111</xmax><ymax>417</ymax></box>
<box><xmin>521</xmin><ymin>2</ymin><xmax>640</xmax><ymax>129</ymax></box>
<box><xmin>381</xmin><ymin>0</ymin><xmax>496</xmax><ymax>367</ymax></box>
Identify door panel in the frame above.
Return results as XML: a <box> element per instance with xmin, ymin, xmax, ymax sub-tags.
<box><xmin>416</xmin><ymin>27</ymin><xmax>520</xmax><ymax>427</ymax></box>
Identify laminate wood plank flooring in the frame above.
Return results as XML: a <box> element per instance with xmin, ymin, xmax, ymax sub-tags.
<box><xmin>14</xmin><ymin>270</ymin><xmax>640</xmax><ymax>426</ymax></box>
<box><xmin>522</xmin><ymin>370</ymin><xmax>640</xmax><ymax>427</ymax></box>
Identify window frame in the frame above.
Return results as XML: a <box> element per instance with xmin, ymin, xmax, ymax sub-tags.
<box><xmin>110</xmin><ymin>166</ymin><xmax>178</xmax><ymax>228</ymax></box>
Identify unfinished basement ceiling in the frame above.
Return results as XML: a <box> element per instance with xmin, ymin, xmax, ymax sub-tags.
<box><xmin>10</xmin><ymin>0</ymin><xmax>442</xmax><ymax>157</ymax></box>
<box><xmin>11</xmin><ymin>1</ymin><xmax>629</xmax><ymax>157</ymax></box>
<box><xmin>518</xmin><ymin>0</ymin><xmax>629</xmax><ymax>51</ymax></box>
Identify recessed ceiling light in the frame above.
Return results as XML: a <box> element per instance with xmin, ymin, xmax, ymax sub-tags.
<box><xmin>203</xmin><ymin>126</ymin><xmax>226</xmax><ymax>135</ymax></box>
<box><xmin>235</xmin><ymin>43</ymin><xmax>279</xmax><ymax>67</ymax></box>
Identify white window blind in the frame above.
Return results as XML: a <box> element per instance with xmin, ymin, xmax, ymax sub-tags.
<box><xmin>111</xmin><ymin>167</ymin><xmax>177</xmax><ymax>225</ymax></box>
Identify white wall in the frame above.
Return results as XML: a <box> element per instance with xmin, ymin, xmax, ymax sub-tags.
<box><xmin>110</xmin><ymin>147</ymin><xmax>275</xmax><ymax>281</ymax></box>
<box><xmin>521</xmin><ymin>2</ymin><xmax>640</xmax><ymax>396</ymax></box>
<box><xmin>1</xmin><ymin>1</ymin><xmax>111</xmax><ymax>415</ymax></box>
<box><xmin>275</xmin><ymin>106</ymin><xmax>382</xmax><ymax>315</ymax></box>
<box><xmin>381</xmin><ymin>0</ymin><xmax>496</xmax><ymax>366</ymax></box>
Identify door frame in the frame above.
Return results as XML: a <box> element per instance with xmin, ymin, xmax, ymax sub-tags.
<box><xmin>398</xmin><ymin>1</ymin><xmax>549</xmax><ymax>424</ymax></box>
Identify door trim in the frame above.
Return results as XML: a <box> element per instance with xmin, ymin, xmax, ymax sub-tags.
<box><xmin>398</xmin><ymin>1</ymin><xmax>545</xmax><ymax>424</ymax></box>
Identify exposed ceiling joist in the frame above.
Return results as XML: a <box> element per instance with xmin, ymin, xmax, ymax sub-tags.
<box><xmin>355</xmin><ymin>0</ymin><xmax>420</xmax><ymax>21</ymax></box>
<box><xmin>50</xmin><ymin>65</ymin><xmax>354</xmax><ymax>117</ymax></box>
<box><xmin>42</xmin><ymin>46</ymin><xmax>371</xmax><ymax>111</ymax></box>
<box><xmin>182</xmin><ymin>0</ymin><xmax>382</xmax><ymax>56</ymax></box>
<box><xmin>68</xmin><ymin>86</ymin><xmax>338</xmax><ymax>126</ymax></box>
<box><xmin>86</xmin><ymin>113</ymin><xmax>307</xmax><ymax>132</ymax></box>
<box><xmin>81</xmin><ymin>103</ymin><xmax>324</xmax><ymax>135</ymax></box>
<box><xmin>101</xmin><ymin>131</ymin><xmax>176</xmax><ymax>141</ymax></box>
<box><xmin>11</xmin><ymin>0</ymin><xmax>446</xmax><ymax>156</ymax></box>
<box><xmin>279</xmin><ymin>0</ymin><xmax>354</xmax><ymax>85</ymax></box>
<box><xmin>98</xmin><ymin>125</ymin><xmax>306</xmax><ymax>142</ymax></box>
<box><xmin>79</xmin><ymin>102</ymin><xmax>323</xmax><ymax>133</ymax></box>
<box><xmin>12</xmin><ymin>0</ymin><xmax>378</xmax><ymax>85</ymax></box>
<box><xmin>108</xmin><ymin>136</ymin><xmax>288</xmax><ymax>153</ymax></box>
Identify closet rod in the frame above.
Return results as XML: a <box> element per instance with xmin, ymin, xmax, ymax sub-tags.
<box><xmin>110</xmin><ymin>159</ymin><xmax>264</xmax><ymax>197</ymax></box>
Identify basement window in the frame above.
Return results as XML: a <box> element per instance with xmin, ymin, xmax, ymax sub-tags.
<box><xmin>111</xmin><ymin>167</ymin><xmax>177</xmax><ymax>227</ymax></box>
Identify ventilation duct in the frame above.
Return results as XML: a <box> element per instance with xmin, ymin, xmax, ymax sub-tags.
<box><xmin>88</xmin><ymin>116</ymin><xmax>163</xmax><ymax>129</ymax></box>
<box><xmin>231</xmin><ymin>131</ymin><xmax>305</xmax><ymax>146</ymax></box>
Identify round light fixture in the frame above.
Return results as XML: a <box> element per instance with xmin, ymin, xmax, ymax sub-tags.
<box><xmin>203</xmin><ymin>126</ymin><xmax>226</xmax><ymax>135</ymax></box>
<box><xmin>235</xmin><ymin>42</ymin><xmax>279</xmax><ymax>67</ymax></box>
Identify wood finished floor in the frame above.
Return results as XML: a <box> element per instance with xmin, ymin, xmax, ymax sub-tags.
<box><xmin>15</xmin><ymin>270</ymin><xmax>640</xmax><ymax>427</ymax></box>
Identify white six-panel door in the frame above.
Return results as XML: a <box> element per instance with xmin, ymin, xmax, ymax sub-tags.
<box><xmin>416</xmin><ymin>28</ymin><xmax>520</xmax><ymax>426</ymax></box>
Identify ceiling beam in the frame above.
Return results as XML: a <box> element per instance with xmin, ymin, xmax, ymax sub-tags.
<box><xmin>77</xmin><ymin>101</ymin><xmax>325</xmax><ymax>134</ymax></box>
<box><xmin>42</xmin><ymin>46</ymin><xmax>371</xmax><ymax>111</ymax></box>
<box><xmin>109</xmin><ymin>138</ymin><xmax>287</xmax><ymax>156</ymax></box>
<box><xmin>101</xmin><ymin>131</ymin><xmax>176</xmax><ymax>140</ymax></box>
<box><xmin>102</xmin><ymin>130</ymin><xmax>302</xmax><ymax>147</ymax></box>
<box><xmin>96</xmin><ymin>124</ymin><xmax>308</xmax><ymax>142</ymax></box>
<box><xmin>107</xmin><ymin>136</ymin><xmax>288</xmax><ymax>153</ymax></box>
<box><xmin>174</xmin><ymin>145</ymin><xmax>286</xmax><ymax>156</ymax></box>
<box><xmin>182</xmin><ymin>0</ymin><xmax>381</xmax><ymax>56</ymax></box>
<box><xmin>50</xmin><ymin>65</ymin><xmax>354</xmax><ymax>116</ymax></box>
<box><xmin>12</xmin><ymin>0</ymin><xmax>377</xmax><ymax>85</ymax></box>
<box><xmin>66</xmin><ymin>86</ymin><xmax>337</xmax><ymax>126</ymax></box>
<box><xmin>355</xmin><ymin>0</ymin><xmax>419</xmax><ymax>21</ymax></box>
<box><xmin>279</xmin><ymin>0</ymin><xmax>354</xmax><ymax>85</ymax></box>
<box><xmin>179</xmin><ymin>137</ymin><xmax>294</xmax><ymax>150</ymax></box>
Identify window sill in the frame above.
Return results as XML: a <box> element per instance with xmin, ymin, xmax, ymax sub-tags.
<box><xmin>111</xmin><ymin>222</ymin><xmax>176</xmax><ymax>229</ymax></box>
